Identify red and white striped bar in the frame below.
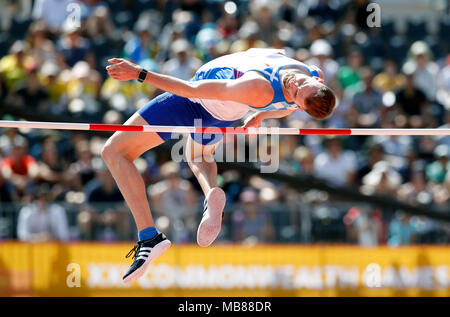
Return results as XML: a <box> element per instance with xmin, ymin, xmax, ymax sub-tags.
<box><xmin>1</xmin><ymin>120</ymin><xmax>450</xmax><ymax>136</ymax></box>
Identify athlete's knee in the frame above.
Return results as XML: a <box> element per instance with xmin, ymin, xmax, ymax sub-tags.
<box><xmin>101</xmin><ymin>139</ymin><xmax>127</xmax><ymax>165</ymax></box>
<box><xmin>101</xmin><ymin>142</ymin><xmax>116</xmax><ymax>164</ymax></box>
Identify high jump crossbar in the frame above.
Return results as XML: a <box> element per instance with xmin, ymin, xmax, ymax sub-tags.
<box><xmin>1</xmin><ymin>120</ymin><xmax>450</xmax><ymax>136</ymax></box>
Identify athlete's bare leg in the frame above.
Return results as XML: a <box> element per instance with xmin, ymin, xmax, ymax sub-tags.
<box><xmin>185</xmin><ymin>136</ymin><xmax>226</xmax><ymax>247</ymax></box>
<box><xmin>101</xmin><ymin>112</ymin><xmax>164</xmax><ymax>231</ymax></box>
<box><xmin>185</xmin><ymin>136</ymin><xmax>219</xmax><ymax>195</ymax></box>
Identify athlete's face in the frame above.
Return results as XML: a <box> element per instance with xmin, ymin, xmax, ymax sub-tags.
<box><xmin>285</xmin><ymin>74</ymin><xmax>323</xmax><ymax>111</ymax></box>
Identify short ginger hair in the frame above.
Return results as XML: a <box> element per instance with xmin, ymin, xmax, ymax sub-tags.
<box><xmin>304</xmin><ymin>86</ymin><xmax>336</xmax><ymax>120</ymax></box>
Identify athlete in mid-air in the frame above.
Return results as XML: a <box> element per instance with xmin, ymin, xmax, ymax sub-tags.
<box><xmin>103</xmin><ymin>48</ymin><xmax>336</xmax><ymax>283</ymax></box>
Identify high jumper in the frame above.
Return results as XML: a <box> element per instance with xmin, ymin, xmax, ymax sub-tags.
<box><xmin>103</xmin><ymin>47</ymin><xmax>336</xmax><ymax>283</ymax></box>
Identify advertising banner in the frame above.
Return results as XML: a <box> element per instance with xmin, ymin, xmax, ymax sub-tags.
<box><xmin>0</xmin><ymin>243</ymin><xmax>448</xmax><ymax>296</ymax></box>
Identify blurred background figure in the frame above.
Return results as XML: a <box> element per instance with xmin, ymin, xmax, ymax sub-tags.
<box><xmin>81</xmin><ymin>159</ymin><xmax>130</xmax><ymax>241</ymax></box>
<box><xmin>161</xmin><ymin>38</ymin><xmax>202</xmax><ymax>80</ymax></box>
<box><xmin>388</xmin><ymin>212</ymin><xmax>417</xmax><ymax>247</ymax></box>
<box><xmin>17</xmin><ymin>184</ymin><xmax>69</xmax><ymax>242</ymax></box>
<box><xmin>350</xmin><ymin>67</ymin><xmax>383</xmax><ymax>128</ymax></box>
<box><xmin>149</xmin><ymin>161</ymin><xmax>198</xmax><ymax>243</ymax></box>
<box><xmin>231</xmin><ymin>187</ymin><xmax>275</xmax><ymax>244</ymax></box>
<box><xmin>0</xmin><ymin>135</ymin><xmax>38</xmax><ymax>199</ymax></box>
<box><xmin>313</xmin><ymin>136</ymin><xmax>357</xmax><ymax>187</ymax></box>
<box><xmin>402</xmin><ymin>41</ymin><xmax>439</xmax><ymax>102</ymax></box>
<box><xmin>306</xmin><ymin>39</ymin><xmax>339</xmax><ymax>85</ymax></box>
<box><xmin>32</xmin><ymin>0</ymin><xmax>74</xmax><ymax>32</ymax></box>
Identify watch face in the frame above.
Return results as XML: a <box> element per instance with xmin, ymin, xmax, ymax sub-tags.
<box><xmin>139</xmin><ymin>69</ymin><xmax>147</xmax><ymax>82</ymax></box>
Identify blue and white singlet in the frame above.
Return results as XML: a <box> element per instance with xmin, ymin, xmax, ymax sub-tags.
<box><xmin>188</xmin><ymin>48</ymin><xmax>320</xmax><ymax>121</ymax></box>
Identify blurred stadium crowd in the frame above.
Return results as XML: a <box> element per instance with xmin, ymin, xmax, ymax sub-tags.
<box><xmin>0</xmin><ymin>0</ymin><xmax>449</xmax><ymax>246</ymax></box>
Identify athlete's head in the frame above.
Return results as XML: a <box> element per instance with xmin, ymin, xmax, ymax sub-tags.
<box><xmin>283</xmin><ymin>72</ymin><xmax>336</xmax><ymax>120</ymax></box>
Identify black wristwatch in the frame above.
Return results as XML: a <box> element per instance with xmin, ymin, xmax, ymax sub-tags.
<box><xmin>137</xmin><ymin>68</ymin><xmax>148</xmax><ymax>82</ymax></box>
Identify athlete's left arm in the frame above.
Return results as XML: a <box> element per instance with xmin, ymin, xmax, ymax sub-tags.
<box><xmin>106</xmin><ymin>58</ymin><xmax>272</xmax><ymax>106</ymax></box>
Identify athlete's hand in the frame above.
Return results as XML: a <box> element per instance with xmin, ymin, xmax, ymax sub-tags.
<box><xmin>242</xmin><ymin>112</ymin><xmax>262</xmax><ymax>129</ymax></box>
<box><xmin>106</xmin><ymin>58</ymin><xmax>141</xmax><ymax>81</ymax></box>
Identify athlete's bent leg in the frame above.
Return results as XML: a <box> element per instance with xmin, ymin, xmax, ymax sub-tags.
<box><xmin>101</xmin><ymin>112</ymin><xmax>163</xmax><ymax>231</ymax></box>
<box><xmin>185</xmin><ymin>136</ymin><xmax>226</xmax><ymax>247</ymax></box>
<box><xmin>101</xmin><ymin>112</ymin><xmax>171</xmax><ymax>283</ymax></box>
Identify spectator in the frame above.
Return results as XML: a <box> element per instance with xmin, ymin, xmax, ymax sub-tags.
<box><xmin>123</xmin><ymin>16</ymin><xmax>159</xmax><ymax>66</ymax></box>
<box><xmin>351</xmin><ymin>67</ymin><xmax>383</xmax><ymax>127</ymax></box>
<box><xmin>65</xmin><ymin>61</ymin><xmax>102</xmax><ymax>117</ymax></box>
<box><xmin>397</xmin><ymin>148</ymin><xmax>423</xmax><ymax>183</ymax></box>
<box><xmin>0</xmin><ymin>128</ymin><xmax>20</xmax><ymax>157</ymax></box>
<box><xmin>25</xmin><ymin>20</ymin><xmax>57</xmax><ymax>67</ymax></box>
<box><xmin>217</xmin><ymin>7</ymin><xmax>238</xmax><ymax>40</ymax></box>
<box><xmin>337</xmin><ymin>49</ymin><xmax>364</xmax><ymax>96</ymax></box>
<box><xmin>85</xmin><ymin>159</ymin><xmax>124</xmax><ymax>203</ymax></box>
<box><xmin>279</xmin><ymin>135</ymin><xmax>300</xmax><ymax>174</ymax></box>
<box><xmin>68</xmin><ymin>139</ymin><xmax>96</xmax><ymax>189</ymax></box>
<box><xmin>251</xmin><ymin>0</ymin><xmax>277</xmax><ymax>45</ymax></box>
<box><xmin>372</xmin><ymin>135</ymin><xmax>413</xmax><ymax>158</ymax></box>
<box><xmin>84</xmin><ymin>5</ymin><xmax>116</xmax><ymax>41</ymax></box>
<box><xmin>292</xmin><ymin>146</ymin><xmax>315</xmax><ymax>175</ymax></box>
<box><xmin>277</xmin><ymin>0</ymin><xmax>296</xmax><ymax>24</ymax></box>
<box><xmin>57</xmin><ymin>22</ymin><xmax>95</xmax><ymax>69</ymax></box>
<box><xmin>0</xmin><ymin>40</ymin><xmax>32</xmax><ymax>90</ymax></box>
<box><xmin>32</xmin><ymin>0</ymin><xmax>74</xmax><ymax>32</ymax></box>
<box><xmin>149</xmin><ymin>161</ymin><xmax>198</xmax><ymax>242</ymax></box>
<box><xmin>361</xmin><ymin>161</ymin><xmax>402</xmax><ymax>195</ymax></box>
<box><xmin>325</xmin><ymin>85</ymin><xmax>353</xmax><ymax>128</ymax></box>
<box><xmin>395</xmin><ymin>70</ymin><xmax>428</xmax><ymax>126</ymax></box>
<box><xmin>306</xmin><ymin>39</ymin><xmax>339</xmax><ymax>84</ymax></box>
<box><xmin>353</xmin><ymin>208</ymin><xmax>382</xmax><ymax>246</ymax></box>
<box><xmin>403</xmin><ymin>41</ymin><xmax>439</xmax><ymax>102</ymax></box>
<box><xmin>349</xmin><ymin>0</ymin><xmax>372</xmax><ymax>31</ymax></box>
<box><xmin>0</xmin><ymin>135</ymin><xmax>38</xmax><ymax>197</ymax></box>
<box><xmin>39</xmin><ymin>61</ymin><xmax>68</xmax><ymax>116</ymax></box>
<box><xmin>372</xmin><ymin>59</ymin><xmax>406</xmax><ymax>93</ymax></box>
<box><xmin>161</xmin><ymin>38</ymin><xmax>202</xmax><ymax>80</ymax></box>
<box><xmin>12</xmin><ymin>65</ymin><xmax>49</xmax><ymax>112</ymax></box>
<box><xmin>17</xmin><ymin>184</ymin><xmax>70</xmax><ymax>242</ymax></box>
<box><xmin>35</xmin><ymin>137</ymin><xmax>66</xmax><ymax>184</ymax></box>
<box><xmin>357</xmin><ymin>143</ymin><xmax>385</xmax><ymax>185</ymax></box>
<box><xmin>398</xmin><ymin>171</ymin><xmax>434</xmax><ymax>205</ymax></box>
<box><xmin>230</xmin><ymin>20</ymin><xmax>268</xmax><ymax>53</ymax></box>
<box><xmin>314</xmin><ymin>136</ymin><xmax>357</xmax><ymax>187</ymax></box>
<box><xmin>388</xmin><ymin>212</ymin><xmax>417</xmax><ymax>246</ymax></box>
<box><xmin>426</xmin><ymin>145</ymin><xmax>450</xmax><ymax>184</ymax></box>
<box><xmin>81</xmin><ymin>159</ymin><xmax>130</xmax><ymax>241</ymax></box>
<box><xmin>232</xmin><ymin>188</ymin><xmax>275</xmax><ymax>244</ymax></box>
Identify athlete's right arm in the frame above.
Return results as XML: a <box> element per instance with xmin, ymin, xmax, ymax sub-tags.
<box><xmin>106</xmin><ymin>58</ymin><xmax>273</xmax><ymax>107</ymax></box>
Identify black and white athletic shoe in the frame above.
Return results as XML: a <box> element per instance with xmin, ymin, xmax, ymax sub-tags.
<box><xmin>122</xmin><ymin>233</ymin><xmax>171</xmax><ymax>283</ymax></box>
<box><xmin>197</xmin><ymin>187</ymin><xmax>226</xmax><ymax>247</ymax></box>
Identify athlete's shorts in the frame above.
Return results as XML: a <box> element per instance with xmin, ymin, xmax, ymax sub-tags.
<box><xmin>138</xmin><ymin>92</ymin><xmax>239</xmax><ymax>145</ymax></box>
